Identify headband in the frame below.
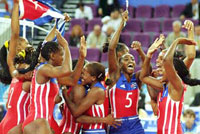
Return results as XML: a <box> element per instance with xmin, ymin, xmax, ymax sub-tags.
<box><xmin>4</xmin><ymin>40</ymin><xmax>9</xmax><ymax>49</ymax></box>
<box><xmin>18</xmin><ymin>50</ymin><xmax>26</xmax><ymax>58</ymax></box>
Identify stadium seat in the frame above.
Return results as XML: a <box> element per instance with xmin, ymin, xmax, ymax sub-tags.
<box><xmin>144</xmin><ymin>19</ymin><xmax>161</xmax><ymax>33</ymax></box>
<box><xmin>69</xmin><ymin>19</ymin><xmax>86</xmax><ymax>31</ymax></box>
<box><xmin>154</xmin><ymin>5</ymin><xmax>170</xmax><ymax>18</ymax></box>
<box><xmin>100</xmin><ymin>52</ymin><xmax>108</xmax><ymax>63</ymax></box>
<box><xmin>172</xmin><ymin>5</ymin><xmax>185</xmax><ymax>18</ymax></box>
<box><xmin>136</xmin><ymin>5</ymin><xmax>152</xmax><ymax>18</ymax></box>
<box><xmin>86</xmin><ymin>4</ymin><xmax>98</xmax><ymax>17</ymax></box>
<box><xmin>151</xmin><ymin>50</ymin><xmax>160</xmax><ymax>65</ymax></box>
<box><xmin>133</xmin><ymin>33</ymin><xmax>151</xmax><ymax>51</ymax></box>
<box><xmin>64</xmin><ymin>32</ymin><xmax>70</xmax><ymax>42</ymax></box>
<box><xmin>87</xmin><ymin>18</ymin><xmax>102</xmax><ymax>31</ymax></box>
<box><xmin>120</xmin><ymin>32</ymin><xmax>132</xmax><ymax>47</ymax></box>
<box><xmin>86</xmin><ymin>48</ymin><xmax>101</xmax><ymax>62</ymax></box>
<box><xmin>69</xmin><ymin>47</ymin><xmax>79</xmax><ymax>60</ymax></box>
<box><xmin>129</xmin><ymin>49</ymin><xmax>139</xmax><ymax>64</ymax></box>
<box><xmin>163</xmin><ymin>18</ymin><xmax>176</xmax><ymax>32</ymax></box>
<box><xmin>123</xmin><ymin>18</ymin><xmax>142</xmax><ymax>32</ymax></box>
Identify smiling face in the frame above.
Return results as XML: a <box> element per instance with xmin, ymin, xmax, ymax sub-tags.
<box><xmin>119</xmin><ymin>53</ymin><xmax>136</xmax><ymax>75</ymax></box>
<box><xmin>81</xmin><ymin>64</ymin><xmax>95</xmax><ymax>86</ymax></box>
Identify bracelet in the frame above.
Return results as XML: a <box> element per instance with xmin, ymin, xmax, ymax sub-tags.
<box><xmin>12</xmin><ymin>70</ymin><xmax>18</xmax><ymax>76</ymax></box>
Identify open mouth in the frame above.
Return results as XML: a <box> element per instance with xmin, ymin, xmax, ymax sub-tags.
<box><xmin>127</xmin><ymin>64</ymin><xmax>134</xmax><ymax>70</ymax></box>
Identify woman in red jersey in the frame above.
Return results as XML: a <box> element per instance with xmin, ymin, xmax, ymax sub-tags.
<box><xmin>0</xmin><ymin>0</ymin><xmax>35</xmax><ymax>133</ymax></box>
<box><xmin>21</xmin><ymin>33</ymin><xmax>86</xmax><ymax>134</ymax></box>
<box><xmin>140</xmin><ymin>20</ymin><xmax>200</xmax><ymax>134</ymax></box>
<box><xmin>63</xmin><ymin>62</ymin><xmax>120</xmax><ymax>134</ymax></box>
<box><xmin>0</xmin><ymin>51</ymin><xmax>33</xmax><ymax>134</ymax></box>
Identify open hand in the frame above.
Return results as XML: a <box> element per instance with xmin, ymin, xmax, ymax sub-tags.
<box><xmin>64</xmin><ymin>13</ymin><xmax>71</xmax><ymax>22</ymax></box>
<box><xmin>121</xmin><ymin>10</ymin><xmax>128</xmax><ymax>22</ymax></box>
<box><xmin>147</xmin><ymin>34</ymin><xmax>165</xmax><ymax>58</ymax></box>
<box><xmin>105</xmin><ymin>114</ymin><xmax>121</xmax><ymax>128</ymax></box>
<box><xmin>182</xmin><ymin>20</ymin><xmax>194</xmax><ymax>31</ymax></box>
<box><xmin>79</xmin><ymin>36</ymin><xmax>87</xmax><ymax>58</ymax></box>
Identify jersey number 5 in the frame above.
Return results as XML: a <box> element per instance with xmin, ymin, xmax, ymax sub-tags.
<box><xmin>125</xmin><ymin>92</ymin><xmax>132</xmax><ymax>108</ymax></box>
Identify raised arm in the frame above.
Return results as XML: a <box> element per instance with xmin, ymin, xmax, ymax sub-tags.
<box><xmin>139</xmin><ymin>36</ymin><xmax>165</xmax><ymax>90</ymax></box>
<box><xmin>7</xmin><ymin>1</ymin><xmax>20</xmax><ymax>77</ymax></box>
<box><xmin>63</xmin><ymin>86</ymin><xmax>103</xmax><ymax>118</ymax></box>
<box><xmin>182</xmin><ymin>20</ymin><xmax>196</xmax><ymax>69</ymax></box>
<box><xmin>108</xmin><ymin>11</ymin><xmax>128</xmax><ymax>75</ymax></box>
<box><xmin>45</xmin><ymin>13</ymin><xmax>71</xmax><ymax>42</ymax></box>
<box><xmin>131</xmin><ymin>41</ymin><xmax>146</xmax><ymax>62</ymax></box>
<box><xmin>39</xmin><ymin>30</ymin><xmax>72</xmax><ymax>78</ymax></box>
<box><xmin>58</xmin><ymin>36</ymin><xmax>87</xmax><ymax>86</ymax></box>
<box><xmin>163</xmin><ymin>38</ymin><xmax>196</xmax><ymax>91</ymax></box>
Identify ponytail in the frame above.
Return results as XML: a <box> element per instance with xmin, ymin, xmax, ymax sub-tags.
<box><xmin>0</xmin><ymin>44</ymin><xmax>12</xmax><ymax>84</ymax></box>
<box><xmin>173</xmin><ymin>58</ymin><xmax>200</xmax><ymax>86</ymax></box>
<box><xmin>182</xmin><ymin>75</ymin><xmax>200</xmax><ymax>86</ymax></box>
<box><xmin>102</xmin><ymin>42</ymin><xmax>109</xmax><ymax>53</ymax></box>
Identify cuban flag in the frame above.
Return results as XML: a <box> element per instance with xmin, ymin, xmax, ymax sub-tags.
<box><xmin>19</xmin><ymin>0</ymin><xmax>65</xmax><ymax>25</ymax></box>
<box><xmin>19</xmin><ymin>0</ymin><xmax>66</xmax><ymax>40</ymax></box>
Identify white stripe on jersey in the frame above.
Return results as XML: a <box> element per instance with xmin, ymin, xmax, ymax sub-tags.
<box><xmin>136</xmin><ymin>89</ymin><xmax>140</xmax><ymax>115</ymax></box>
<box><xmin>46</xmin><ymin>82</ymin><xmax>50</xmax><ymax>120</ymax></box>
<box><xmin>17</xmin><ymin>91</ymin><xmax>26</xmax><ymax>124</ymax></box>
<box><xmin>69</xmin><ymin>114</ymin><xmax>73</xmax><ymax>132</ymax></box>
<box><xmin>162</xmin><ymin>96</ymin><xmax>170</xmax><ymax>134</ymax></box>
<box><xmin>74</xmin><ymin>123</ymin><xmax>78</xmax><ymax>134</ymax></box>
<box><xmin>62</xmin><ymin>108</ymin><xmax>68</xmax><ymax>133</ymax></box>
<box><xmin>99</xmin><ymin>104</ymin><xmax>105</xmax><ymax>129</ymax></box>
<box><xmin>174</xmin><ymin>102</ymin><xmax>179</xmax><ymax>134</ymax></box>
<box><xmin>110</xmin><ymin>85</ymin><xmax>116</xmax><ymax>118</ymax></box>
<box><xmin>92</xmin><ymin>106</ymin><xmax>97</xmax><ymax>129</ymax></box>
<box><xmin>168</xmin><ymin>101</ymin><xmax>174</xmax><ymax>134</ymax></box>
<box><xmin>96</xmin><ymin>105</ymin><xmax>101</xmax><ymax>129</ymax></box>
<box><xmin>34</xmin><ymin>84</ymin><xmax>39</xmax><ymax>120</ymax></box>
<box><xmin>40</xmin><ymin>84</ymin><xmax>45</xmax><ymax>118</ymax></box>
<box><xmin>24</xmin><ymin>93</ymin><xmax>30</xmax><ymax>120</ymax></box>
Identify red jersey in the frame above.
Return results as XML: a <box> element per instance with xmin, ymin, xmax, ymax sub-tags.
<box><xmin>157</xmin><ymin>84</ymin><xmax>186</xmax><ymax>134</ymax></box>
<box><xmin>0</xmin><ymin>78</ymin><xmax>30</xmax><ymax>134</ymax></box>
<box><xmin>22</xmin><ymin>63</ymin><xmax>59</xmax><ymax>129</ymax></box>
<box><xmin>82</xmin><ymin>82</ymin><xmax>108</xmax><ymax>132</ymax></box>
<box><xmin>60</xmin><ymin>104</ymin><xmax>81</xmax><ymax>134</ymax></box>
<box><xmin>60</xmin><ymin>87</ymin><xmax>81</xmax><ymax>134</ymax></box>
<box><xmin>109</xmin><ymin>73</ymin><xmax>139</xmax><ymax>118</ymax></box>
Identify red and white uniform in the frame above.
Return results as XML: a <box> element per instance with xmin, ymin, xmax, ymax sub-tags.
<box><xmin>157</xmin><ymin>84</ymin><xmax>186</xmax><ymax>134</ymax></box>
<box><xmin>82</xmin><ymin>82</ymin><xmax>108</xmax><ymax>133</ymax></box>
<box><xmin>0</xmin><ymin>78</ymin><xmax>30</xmax><ymax>134</ymax></box>
<box><xmin>109</xmin><ymin>73</ymin><xmax>139</xmax><ymax>118</ymax></box>
<box><xmin>22</xmin><ymin>63</ymin><xmax>59</xmax><ymax>130</ymax></box>
<box><xmin>60</xmin><ymin>87</ymin><xmax>81</xmax><ymax>134</ymax></box>
<box><xmin>60</xmin><ymin>103</ymin><xmax>82</xmax><ymax>134</ymax></box>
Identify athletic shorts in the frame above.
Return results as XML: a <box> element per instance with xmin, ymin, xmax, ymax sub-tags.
<box><xmin>109</xmin><ymin>115</ymin><xmax>145</xmax><ymax>134</ymax></box>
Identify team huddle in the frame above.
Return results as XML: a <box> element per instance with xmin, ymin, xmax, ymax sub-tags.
<box><xmin>0</xmin><ymin>0</ymin><xmax>200</xmax><ymax>134</ymax></box>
